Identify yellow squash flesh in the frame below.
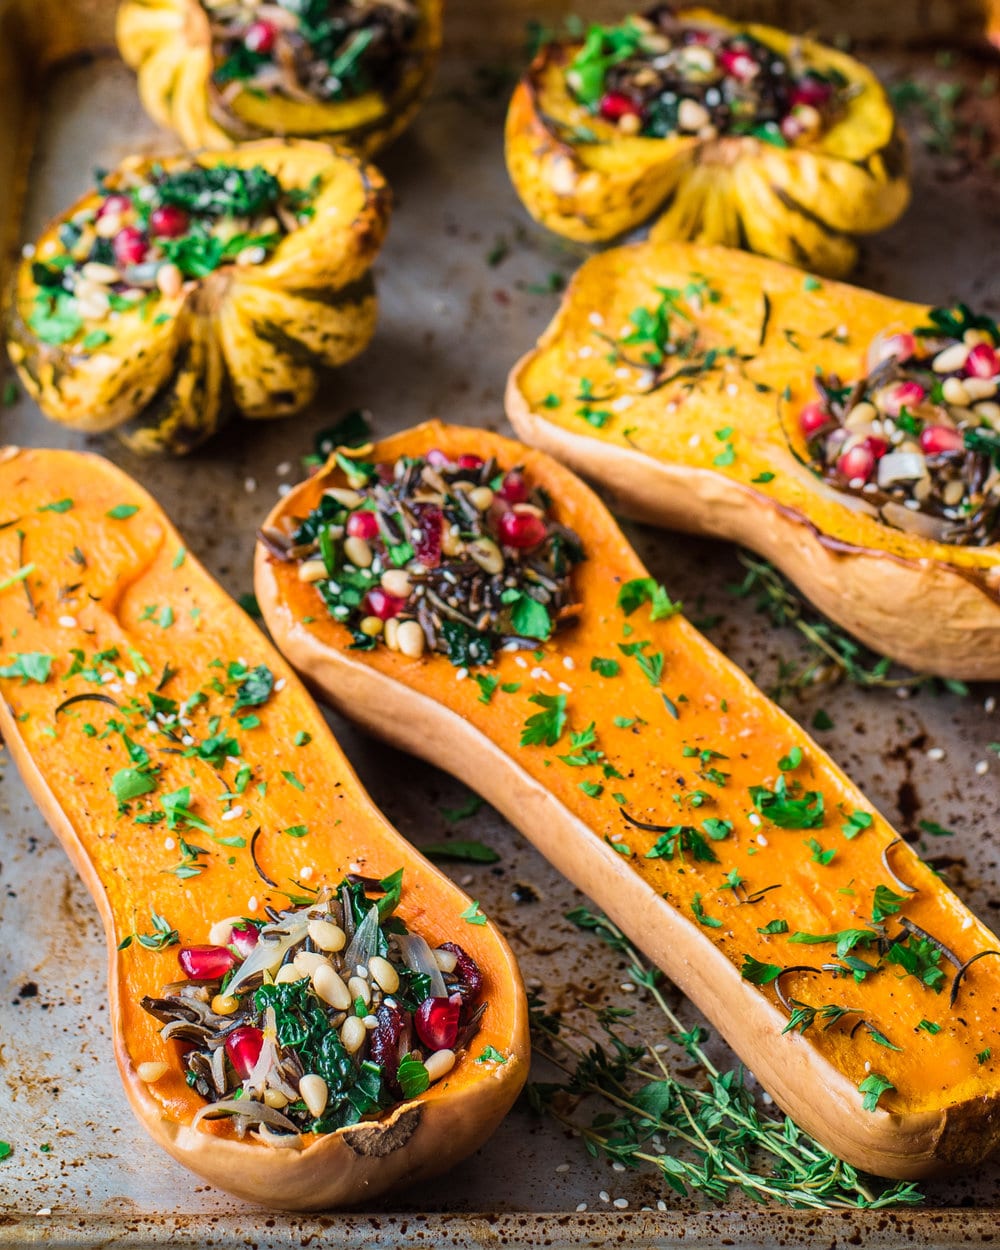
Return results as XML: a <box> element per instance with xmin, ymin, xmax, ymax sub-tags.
<box><xmin>6</xmin><ymin>141</ymin><xmax>390</xmax><ymax>456</ymax></box>
<box><xmin>505</xmin><ymin>8</ymin><xmax>909</xmax><ymax>275</ymax></box>
<box><xmin>0</xmin><ymin>445</ymin><xmax>528</xmax><ymax>1209</ymax></box>
<box><xmin>116</xmin><ymin>0</ymin><xmax>442</xmax><ymax>156</ymax></box>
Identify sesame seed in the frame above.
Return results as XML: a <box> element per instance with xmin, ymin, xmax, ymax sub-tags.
<box><xmin>926</xmin><ymin>747</ymin><xmax>945</xmax><ymax>761</ymax></box>
<box><xmin>599</xmin><ymin>1190</ymin><xmax>610</xmax><ymax>1203</ymax></box>
<box><xmin>725</xmin><ymin>383</ymin><xmax>738</xmax><ymax>396</ymax></box>
<box><xmin>613</xmin><ymin>1198</ymin><xmax>629</xmax><ymax>1209</ymax></box>
<box><xmin>125</xmin><ymin>671</ymin><xmax>138</xmax><ymax>686</ymax></box>
<box><xmin>164</xmin><ymin>837</ymin><xmax>176</xmax><ymax>851</ymax></box>
<box><xmin>611</xmin><ymin>395</ymin><xmax>634</xmax><ymax>412</ymax></box>
<box><xmin>101</xmin><ymin>672</ymin><xmax>115</xmax><ymax>683</ymax></box>
<box><xmin>244</xmin><ymin>477</ymin><xmax>257</xmax><ymax>493</ymax></box>
<box><xmin>620</xmin><ymin>982</ymin><xmax>636</xmax><ymax>993</ymax></box>
<box><xmin>611</xmin><ymin>1161</ymin><xmax>626</xmax><ymax>1172</ymax></box>
<box><xmin>614</xmin><ymin>367</ymin><xmax>630</xmax><ymax>380</ymax></box>
<box><xmin>300</xmin><ymin>866</ymin><xmax>314</xmax><ymax>881</ymax></box>
<box><xmin>576</xmin><ymin>1203</ymin><xmax>587</xmax><ymax>1212</ymax></box>
<box><xmin>278</xmin><ymin>484</ymin><xmax>292</xmax><ymax>497</ymax></box>
<box><xmin>748</xmin><ymin>812</ymin><xmax>761</xmax><ymax>826</ymax></box>
<box><xmin>688</xmin><ymin>433</ymin><xmax>700</xmax><ymax>448</ymax></box>
<box><xmin>146</xmin><ymin>721</ymin><xmax>158</xmax><ymax>734</ymax></box>
<box><xmin>274</xmin><ymin>677</ymin><xmax>286</xmax><ymax>692</ymax></box>
<box><xmin>588</xmin><ymin>312</ymin><xmax>604</xmax><ymax>327</ymax></box>
<box><xmin>349</xmin><ymin>862</ymin><xmax>362</xmax><ymax>874</ymax></box>
<box><xmin>181</xmin><ymin>734</ymin><xmax>194</xmax><ymax>746</ymax></box>
<box><xmin>864</xmin><ymin>1060</ymin><xmax>871</xmax><ymax>1072</ymax></box>
<box><xmin>22</xmin><ymin>243</ymin><xmax>36</xmax><ymax>258</ymax></box>
<box><xmin>556</xmin><ymin>1163</ymin><xmax>570</xmax><ymax>1173</ymax></box>
<box><xmin>456</xmin><ymin>668</ymin><xmax>468</xmax><ymax>681</ymax></box>
<box><xmin>58</xmin><ymin>615</ymin><xmax>78</xmax><ymax>629</ymax></box>
<box><xmin>578</xmin><ymin>345</ymin><xmax>593</xmax><ymax>359</ymax></box>
<box><xmin>247</xmin><ymin>896</ymin><xmax>258</xmax><ymax>912</ymax></box>
<box><xmin>35</xmin><ymin>1208</ymin><xmax>51</xmax><ymax>1217</ymax></box>
<box><xmin>563</xmin><ymin>656</ymin><xmax>575</xmax><ymax>670</ymax></box>
<box><xmin>558</xmin><ymin>681</ymin><xmax>573</xmax><ymax>693</ymax></box>
<box><xmin>986</xmin><ymin>696</ymin><xmax>997</xmax><ymax>713</ymax></box>
<box><xmin>515</xmin><ymin>656</ymin><xmax>528</xmax><ymax>669</ymax></box>
<box><xmin>276</xmin><ymin>461</ymin><xmax>291</xmax><ymax>476</ymax></box>
<box><xmin>975</xmin><ymin>760</ymin><xmax>989</xmax><ymax>776</ymax></box>
<box><xmin>221</xmin><ymin>806</ymin><xmax>243</xmax><ymax>822</ymax></box>
<box><xmin>657</xmin><ymin>1200</ymin><xmax>668</xmax><ymax>1212</ymax></box>
<box><xmin>109</xmin><ymin>682</ymin><xmax>123</xmax><ymax>693</ymax></box>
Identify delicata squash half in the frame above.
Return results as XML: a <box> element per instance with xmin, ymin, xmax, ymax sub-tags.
<box><xmin>257</xmin><ymin>421</ymin><xmax>1000</xmax><ymax>1182</ymax></box>
<box><xmin>505</xmin><ymin>6</ymin><xmax>909</xmax><ymax>275</ymax></box>
<box><xmin>116</xmin><ymin>0</ymin><xmax>443</xmax><ymax>156</ymax></box>
<box><xmin>0</xmin><ymin>446</ymin><xmax>527</xmax><ymax>1209</ymax></box>
<box><xmin>505</xmin><ymin>242</ymin><xmax>1000</xmax><ymax>681</ymax></box>
<box><xmin>6</xmin><ymin>140</ymin><xmax>389</xmax><ymax>456</ymax></box>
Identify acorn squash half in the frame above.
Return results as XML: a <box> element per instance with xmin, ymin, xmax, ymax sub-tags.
<box><xmin>505</xmin><ymin>241</ymin><xmax>1000</xmax><ymax>681</ymax></box>
<box><xmin>505</xmin><ymin>7</ymin><xmax>909</xmax><ymax>276</ymax></box>
<box><xmin>255</xmin><ymin>420</ymin><xmax>1000</xmax><ymax>1180</ymax></box>
<box><xmin>116</xmin><ymin>0</ymin><xmax>443</xmax><ymax>156</ymax></box>
<box><xmin>0</xmin><ymin>445</ymin><xmax>528</xmax><ymax>1209</ymax></box>
<box><xmin>6</xmin><ymin>140</ymin><xmax>390</xmax><ymax>456</ymax></box>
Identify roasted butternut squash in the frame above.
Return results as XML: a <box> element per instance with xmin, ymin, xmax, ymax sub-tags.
<box><xmin>505</xmin><ymin>7</ymin><xmax>909</xmax><ymax>275</ymax></box>
<box><xmin>6</xmin><ymin>140</ymin><xmax>389</xmax><ymax>456</ymax></box>
<box><xmin>0</xmin><ymin>445</ymin><xmax>528</xmax><ymax>1209</ymax></box>
<box><xmin>505</xmin><ymin>241</ymin><xmax>1000</xmax><ymax>681</ymax></box>
<box><xmin>256</xmin><ymin>421</ymin><xmax>1000</xmax><ymax>1181</ymax></box>
<box><xmin>116</xmin><ymin>0</ymin><xmax>442</xmax><ymax>157</ymax></box>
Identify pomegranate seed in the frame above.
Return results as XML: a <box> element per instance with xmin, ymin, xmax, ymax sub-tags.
<box><xmin>99</xmin><ymin>194</ymin><xmax>131</xmax><ymax>219</ymax></box>
<box><xmin>497</xmin><ymin>471</ymin><xmax>529</xmax><ymax>504</ymax></box>
<box><xmin>438</xmin><ymin>942</ymin><xmax>483</xmax><ymax>999</ymax></box>
<box><xmin>413</xmin><ymin>504</ymin><xmax>443</xmax><ymax>568</ymax></box>
<box><xmin>790</xmin><ymin>76</ymin><xmax>833</xmax><ymax>108</ymax></box>
<box><xmin>881</xmin><ymin>380</ymin><xmax>926</xmax><ymax>417</ymax></box>
<box><xmin>414</xmin><ymin>995</ymin><xmax>462</xmax><ymax>1051</ymax></box>
<box><xmin>498</xmin><ymin>510</ymin><xmax>547</xmax><ymax>549</ymax></box>
<box><xmin>365</xmin><ymin>587</ymin><xmax>407</xmax><ymax>620</ymax></box>
<box><xmin>244</xmin><ymin>19</ymin><xmax>276</xmax><ymax>53</ymax></box>
<box><xmin>863</xmin><ymin>435</ymin><xmax>889</xmax><ymax>459</ymax></box>
<box><xmin>966</xmin><ymin>342</ymin><xmax>999</xmax><ymax>379</ymax></box>
<box><xmin>879</xmin><ymin>332</ymin><xmax>916</xmax><ymax>364</ymax></box>
<box><xmin>229</xmin><ymin>924</ymin><xmax>258</xmax><ymax>958</ymax></box>
<box><xmin>113</xmin><ymin>226</ymin><xmax>148</xmax><ymax>267</ymax></box>
<box><xmin>425</xmin><ymin>449</ymin><xmax>449</xmax><ymax>467</ymax></box>
<box><xmin>599</xmin><ymin>91</ymin><xmax>641</xmax><ymax>121</ymax></box>
<box><xmin>149</xmin><ymin>205</ymin><xmax>189</xmax><ymax>238</ymax></box>
<box><xmin>178</xmin><ymin>945</ymin><xmax>237</xmax><ymax>981</ymax></box>
<box><xmin>780</xmin><ymin>114</ymin><xmax>804</xmax><ymax>143</ymax></box>
<box><xmin>719</xmin><ymin>48</ymin><xmax>757</xmax><ymax>80</ymax></box>
<box><xmin>346</xmin><ymin>510</ymin><xmax>380</xmax><ymax>541</ymax></box>
<box><xmin>920</xmin><ymin>425</ymin><xmax>964</xmax><ymax>455</ymax></box>
<box><xmin>456</xmin><ymin>453</ymin><xmax>484</xmax><ymax>471</ymax></box>
<box><xmin>370</xmin><ymin>1004</ymin><xmax>405</xmax><ymax>1093</ymax></box>
<box><xmin>225</xmin><ymin>1026</ymin><xmax>264</xmax><ymax>1079</ymax></box>
<box><xmin>799</xmin><ymin>402</ymin><xmax>830</xmax><ymax>436</ymax></box>
<box><xmin>837</xmin><ymin>444</ymin><xmax>876</xmax><ymax>483</ymax></box>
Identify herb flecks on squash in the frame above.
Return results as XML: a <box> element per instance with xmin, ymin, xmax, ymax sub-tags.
<box><xmin>257</xmin><ymin>422</ymin><xmax>1000</xmax><ymax>1180</ymax></box>
<box><xmin>505</xmin><ymin>6</ymin><xmax>908</xmax><ymax>275</ymax></box>
<box><xmin>0</xmin><ymin>446</ymin><xmax>527</xmax><ymax>1209</ymax></box>
<box><xmin>506</xmin><ymin>242</ymin><xmax>1000</xmax><ymax>680</ymax></box>
<box><xmin>7</xmin><ymin>141</ymin><xmax>390</xmax><ymax>456</ymax></box>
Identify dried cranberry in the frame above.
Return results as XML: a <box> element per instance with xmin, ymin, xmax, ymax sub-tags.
<box><xmin>497</xmin><ymin>471</ymin><xmax>529</xmax><ymax>504</ymax></box>
<box><xmin>966</xmin><ymin>343</ymin><xmax>999</xmax><ymax>379</ymax></box>
<box><xmin>413</xmin><ymin>504</ymin><xmax>443</xmax><ymax>568</ymax></box>
<box><xmin>244</xmin><ymin>19</ymin><xmax>276</xmax><ymax>53</ymax></box>
<box><xmin>798</xmin><ymin>402</ymin><xmax>829</xmax><ymax>437</ymax></box>
<box><xmin>346</xmin><ymin>510</ymin><xmax>380</xmax><ymax>541</ymax></box>
<box><xmin>862</xmin><ymin>435</ymin><xmax>889</xmax><ymax>460</ymax></box>
<box><xmin>599</xmin><ymin>91</ymin><xmax>641</xmax><ymax>121</ymax></box>
<box><xmin>149</xmin><ymin>205</ymin><xmax>189</xmax><ymax>238</ymax></box>
<box><xmin>229</xmin><ymin>925</ymin><xmax>258</xmax><ymax>959</ymax></box>
<box><xmin>438</xmin><ymin>942</ymin><xmax>484</xmax><ymax>999</ymax></box>
<box><xmin>365</xmin><ymin>587</ymin><xmax>407</xmax><ymax>620</ymax></box>
<box><xmin>456</xmin><ymin>454</ymin><xmax>484</xmax><ymax>471</ymax></box>
<box><xmin>178</xmin><ymin>944</ymin><xmax>237</xmax><ymax>981</ymax></box>
<box><xmin>497</xmin><ymin>510</ymin><xmax>547</xmax><ymax>549</ymax></box>
<box><xmin>113</xmin><ymin>226</ymin><xmax>148</xmax><ymax>267</ymax></box>
<box><xmin>790</xmin><ymin>76</ymin><xmax>834</xmax><ymax>109</ymax></box>
<box><xmin>836</xmin><ymin>444</ymin><xmax>875</xmax><ymax>483</ymax></box>
<box><xmin>225</xmin><ymin>1026</ymin><xmax>264</xmax><ymax>1079</ymax></box>
<box><xmin>920</xmin><ymin>425</ymin><xmax>963</xmax><ymax>455</ymax></box>
<box><xmin>370</xmin><ymin>1003</ymin><xmax>405</xmax><ymax>1092</ymax></box>
<box><xmin>414</xmin><ymin>994</ymin><xmax>462</xmax><ymax>1051</ymax></box>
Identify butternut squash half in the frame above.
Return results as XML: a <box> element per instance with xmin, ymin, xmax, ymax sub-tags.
<box><xmin>257</xmin><ymin>420</ymin><xmax>1000</xmax><ymax>1181</ymax></box>
<box><xmin>506</xmin><ymin>241</ymin><xmax>1000</xmax><ymax>681</ymax></box>
<box><xmin>505</xmin><ymin>7</ymin><xmax>908</xmax><ymax>275</ymax></box>
<box><xmin>0</xmin><ymin>445</ymin><xmax>528</xmax><ymax>1210</ymax></box>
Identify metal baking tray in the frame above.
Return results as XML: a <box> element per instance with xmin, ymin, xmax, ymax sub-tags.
<box><xmin>1</xmin><ymin>3</ymin><xmax>999</xmax><ymax>1245</ymax></box>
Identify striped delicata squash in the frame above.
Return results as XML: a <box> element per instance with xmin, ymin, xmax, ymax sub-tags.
<box><xmin>7</xmin><ymin>140</ymin><xmax>390</xmax><ymax>456</ymax></box>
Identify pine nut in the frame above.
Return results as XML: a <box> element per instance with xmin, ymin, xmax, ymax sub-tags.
<box><xmin>295</xmin><ymin>950</ymin><xmax>331</xmax><ymax>977</ymax></box>
<box><xmin>933</xmin><ymin>343</ymin><xmax>969</xmax><ymax>373</ymax></box>
<box><xmin>341</xmin><ymin>1015</ymin><xmax>367</xmax><ymax>1053</ymax></box>
<box><xmin>324</xmin><ymin>487</ymin><xmax>362</xmax><ymax>507</ymax></box>
<box><xmin>313</xmin><ymin>964</ymin><xmax>353</xmax><ymax>1010</ymax></box>
<box><xmin>974</xmin><ymin>401</ymin><xmax>1000</xmax><ymax>427</ymax></box>
<box><xmin>275</xmin><ymin>964</ymin><xmax>306</xmax><ymax>985</ymax></box>
<box><xmin>964</xmin><ymin>378</ymin><xmax>997</xmax><ymax>401</ymax></box>
<box><xmin>95</xmin><ymin>213</ymin><xmax>121</xmax><ymax>238</ymax></box>
<box><xmin>943</xmin><ymin>479</ymin><xmax>966</xmax><ymax>506</ymax></box>
<box><xmin>81</xmin><ymin>260</ymin><xmax>121</xmax><ymax>285</ymax></box>
<box><xmin>964</xmin><ymin>329</ymin><xmax>994</xmax><ymax>346</ymax></box>
<box><xmin>942</xmin><ymin>377</ymin><xmax>971</xmax><ymax>407</ymax></box>
<box><xmin>298</xmin><ymin>558</ymin><xmax>328</xmax><ymax>583</ymax></box>
<box><xmin>425</xmin><ymin>1049</ymin><xmax>456</xmax><ymax>1083</ymax></box>
<box><xmin>343</xmin><ymin>536</ymin><xmax>373</xmax><ymax>568</ymax></box>
<box><xmin>211</xmin><ymin>994</ymin><xmax>240</xmax><ymax>1016</ymax></box>
<box><xmin>308</xmin><ymin>918</ymin><xmax>346</xmax><ymax>952</ymax></box>
<box><xmin>618</xmin><ymin>113</ymin><xmax>641</xmax><ymax>135</ymax></box>
<box><xmin>348</xmin><ymin>975</ymin><xmax>371</xmax><ymax>1006</ymax></box>
<box><xmin>380</xmin><ymin>569</ymin><xmax>412</xmax><ymax>598</ymax></box>
<box><xmin>469</xmin><ymin>486</ymin><xmax>494</xmax><ymax>511</ymax></box>
<box><xmin>678</xmin><ymin>99</ymin><xmax>710</xmax><ymax>131</ymax></box>
<box><xmin>368</xmin><ymin>955</ymin><xmax>400</xmax><ymax>993</ymax></box>
<box><xmin>76</xmin><ymin>291</ymin><xmax>110</xmax><ymax>320</ymax></box>
<box><xmin>208</xmin><ymin>916</ymin><xmax>241</xmax><ymax>946</ymax></box>
<box><xmin>264</xmin><ymin>1088</ymin><xmax>289</xmax><ymax>1109</ymax></box>
<box><xmin>359</xmin><ymin>615</ymin><xmax>383</xmax><ymax>637</ymax></box>
<box><xmin>396</xmin><ymin>620</ymin><xmax>426</xmax><ymax>659</ymax></box>
<box><xmin>549</xmin><ymin>158</ymin><xmax>578</xmax><ymax>197</ymax></box>
<box><xmin>137</xmin><ymin>1061</ymin><xmax>168</xmax><ymax>1083</ymax></box>
<box><xmin>433</xmin><ymin>947</ymin><xmax>458</xmax><ymax>973</ymax></box>
<box><xmin>844</xmin><ymin>402</ymin><xmax>878</xmax><ymax>430</ymax></box>
<box><xmin>441</xmin><ymin>525</ymin><xmax>464</xmax><ymax>557</ymax></box>
<box><xmin>384</xmin><ymin>618</ymin><xmax>401</xmax><ymax>651</ymax></box>
<box><xmin>299</xmin><ymin>1073</ymin><xmax>328</xmax><ymax>1118</ymax></box>
<box><xmin>237</xmin><ymin>245</ymin><xmax>267</xmax><ymax>266</ymax></box>
<box><xmin>156</xmin><ymin>263</ymin><xmax>183</xmax><ymax>298</ymax></box>
<box><xmin>467</xmin><ymin>537</ymin><xmax>504</xmax><ymax>575</ymax></box>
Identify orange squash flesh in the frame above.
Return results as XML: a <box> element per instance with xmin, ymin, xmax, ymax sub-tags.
<box><xmin>0</xmin><ymin>445</ymin><xmax>528</xmax><ymax>1210</ymax></box>
<box><xmin>506</xmin><ymin>241</ymin><xmax>1000</xmax><ymax>680</ymax></box>
<box><xmin>257</xmin><ymin>421</ymin><xmax>1000</xmax><ymax>1181</ymax></box>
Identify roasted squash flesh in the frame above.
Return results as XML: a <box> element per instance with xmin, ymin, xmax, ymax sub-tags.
<box><xmin>0</xmin><ymin>445</ymin><xmax>528</xmax><ymax>1209</ymax></box>
<box><xmin>257</xmin><ymin>422</ymin><xmax>1000</xmax><ymax>1179</ymax></box>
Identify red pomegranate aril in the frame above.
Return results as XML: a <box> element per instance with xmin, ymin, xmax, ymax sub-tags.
<box><xmin>881</xmin><ymin>331</ymin><xmax>916</xmax><ymax>364</ymax></box>
<box><xmin>719</xmin><ymin>48</ymin><xmax>757</xmax><ymax>80</ymax></box>
<box><xmin>425</xmin><ymin>448</ymin><xmax>449</xmax><ymax>467</ymax></box>
<box><xmin>790</xmin><ymin>76</ymin><xmax>833</xmax><ymax>108</ymax></box>
<box><xmin>966</xmin><ymin>342</ymin><xmax>999</xmax><ymax>379</ymax></box>
<box><xmin>229</xmin><ymin>925</ymin><xmax>259</xmax><ymax>958</ymax></box>
<box><xmin>497</xmin><ymin>471</ymin><xmax>529</xmax><ymax>504</ymax></box>
<box><xmin>837</xmin><ymin>444</ymin><xmax>875</xmax><ymax>483</ymax></box>
<box><xmin>99</xmin><ymin>194</ymin><xmax>132</xmax><ymax>219</ymax></box>
<box><xmin>498</xmin><ymin>510</ymin><xmax>547</xmax><ymax>549</ymax></box>
<box><xmin>414</xmin><ymin>995</ymin><xmax>462</xmax><ymax>1051</ymax></box>
<box><xmin>862</xmin><ymin>435</ymin><xmax>889</xmax><ymax>459</ymax></box>
<box><xmin>244</xmin><ymin>19</ymin><xmax>277</xmax><ymax>53</ymax></box>
<box><xmin>881</xmin><ymin>380</ymin><xmax>926</xmax><ymax>418</ymax></box>
<box><xmin>438</xmin><ymin>942</ymin><xmax>483</xmax><ymax>999</ymax></box>
<box><xmin>178</xmin><ymin>944</ymin><xmax>237</xmax><ymax>981</ymax></box>
<box><xmin>799</xmin><ymin>402</ymin><xmax>830</xmax><ymax>436</ymax></box>
<box><xmin>346</xmin><ymin>510</ymin><xmax>380</xmax><ymax>541</ymax></box>
<box><xmin>920</xmin><ymin>425</ymin><xmax>964</xmax><ymax>455</ymax></box>
<box><xmin>599</xmin><ymin>91</ymin><xmax>641</xmax><ymax>121</ymax></box>
<box><xmin>113</xmin><ymin>226</ymin><xmax>148</xmax><ymax>267</ymax></box>
<box><xmin>456</xmin><ymin>453</ymin><xmax>484</xmax><ymax>471</ymax></box>
<box><xmin>149</xmin><ymin>204</ymin><xmax>189</xmax><ymax>238</ymax></box>
<box><xmin>225</xmin><ymin>1026</ymin><xmax>264</xmax><ymax>1079</ymax></box>
<box><xmin>413</xmin><ymin>504</ymin><xmax>443</xmax><ymax>567</ymax></box>
<box><xmin>365</xmin><ymin>587</ymin><xmax>407</xmax><ymax>621</ymax></box>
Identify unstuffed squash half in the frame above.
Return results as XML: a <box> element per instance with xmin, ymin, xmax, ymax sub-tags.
<box><xmin>506</xmin><ymin>242</ymin><xmax>1000</xmax><ymax>681</ymax></box>
<box><xmin>6</xmin><ymin>140</ymin><xmax>389</xmax><ymax>456</ymax></box>
<box><xmin>116</xmin><ymin>0</ymin><xmax>442</xmax><ymax>156</ymax></box>
<box><xmin>505</xmin><ymin>6</ymin><xmax>909</xmax><ymax>276</ymax></box>
<box><xmin>0</xmin><ymin>445</ymin><xmax>528</xmax><ymax>1210</ymax></box>
<box><xmin>256</xmin><ymin>420</ymin><xmax>1000</xmax><ymax>1181</ymax></box>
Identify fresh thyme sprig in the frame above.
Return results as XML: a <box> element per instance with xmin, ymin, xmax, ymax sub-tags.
<box><xmin>728</xmin><ymin>552</ymin><xmax>967</xmax><ymax>700</ymax></box>
<box><xmin>527</xmin><ymin>909</ymin><xmax>923</xmax><ymax>1210</ymax></box>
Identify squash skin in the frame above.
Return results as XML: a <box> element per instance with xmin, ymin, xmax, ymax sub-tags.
<box><xmin>504</xmin><ymin>8</ymin><xmax>909</xmax><ymax>276</ymax></box>
<box><xmin>0</xmin><ymin>445</ymin><xmax>529</xmax><ymax>1210</ymax></box>
<box><xmin>256</xmin><ymin>421</ymin><xmax>1000</xmax><ymax>1182</ymax></box>
<box><xmin>6</xmin><ymin>140</ymin><xmax>389</xmax><ymax>456</ymax></box>
<box><xmin>505</xmin><ymin>241</ymin><xmax>1000</xmax><ymax>682</ymax></box>
<box><xmin>116</xmin><ymin>0</ymin><xmax>443</xmax><ymax>157</ymax></box>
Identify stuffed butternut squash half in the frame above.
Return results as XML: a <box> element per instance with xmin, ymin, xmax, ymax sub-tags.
<box><xmin>505</xmin><ymin>6</ymin><xmax>909</xmax><ymax>275</ymax></box>
<box><xmin>116</xmin><ymin>0</ymin><xmax>442</xmax><ymax>156</ymax></box>
<box><xmin>6</xmin><ymin>141</ymin><xmax>389</xmax><ymax>456</ymax></box>
<box><xmin>0</xmin><ymin>446</ymin><xmax>528</xmax><ymax>1209</ymax></box>
<box><xmin>256</xmin><ymin>421</ymin><xmax>1000</xmax><ymax>1182</ymax></box>
<box><xmin>506</xmin><ymin>242</ymin><xmax>1000</xmax><ymax>681</ymax></box>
